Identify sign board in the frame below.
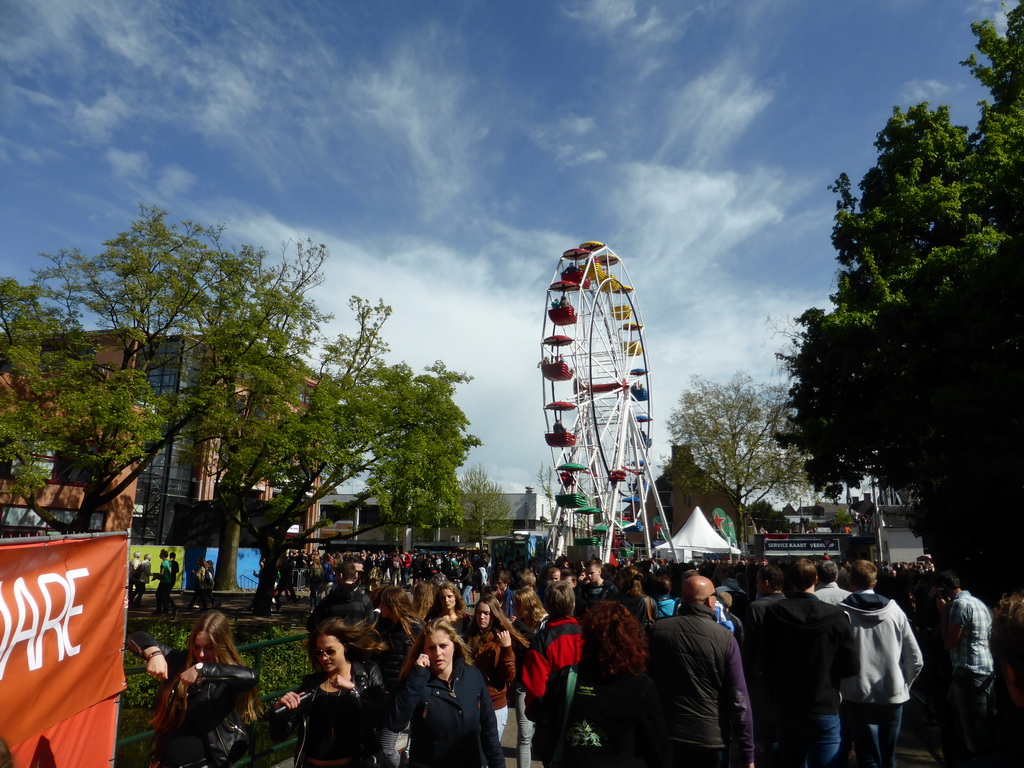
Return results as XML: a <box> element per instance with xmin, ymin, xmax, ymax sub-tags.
<box><xmin>3</xmin><ymin>533</ymin><xmax>128</xmax><ymax>766</ymax></box>
<box><xmin>756</xmin><ymin>533</ymin><xmax>847</xmax><ymax>558</ymax></box>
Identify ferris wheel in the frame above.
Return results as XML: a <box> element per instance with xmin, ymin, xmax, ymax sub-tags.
<box><xmin>540</xmin><ymin>242</ymin><xmax>673</xmax><ymax>562</ymax></box>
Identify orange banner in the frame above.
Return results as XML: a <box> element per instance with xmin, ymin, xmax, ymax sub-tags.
<box><xmin>0</xmin><ymin>534</ymin><xmax>128</xmax><ymax>747</ymax></box>
<box><xmin>10</xmin><ymin>694</ymin><xmax>120</xmax><ymax>768</ymax></box>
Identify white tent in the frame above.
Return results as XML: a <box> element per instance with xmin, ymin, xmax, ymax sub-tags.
<box><xmin>654</xmin><ymin>505</ymin><xmax>740</xmax><ymax>560</ymax></box>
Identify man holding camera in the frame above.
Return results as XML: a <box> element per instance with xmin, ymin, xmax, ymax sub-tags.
<box><xmin>934</xmin><ymin>569</ymin><xmax>994</xmax><ymax>760</ymax></box>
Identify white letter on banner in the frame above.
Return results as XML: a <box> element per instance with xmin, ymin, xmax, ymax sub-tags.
<box><xmin>37</xmin><ymin>571</ymin><xmax>72</xmax><ymax>663</ymax></box>
<box><xmin>0</xmin><ymin>577</ymin><xmax>42</xmax><ymax>675</ymax></box>
<box><xmin>61</xmin><ymin>568</ymin><xmax>88</xmax><ymax>656</ymax></box>
<box><xmin>0</xmin><ymin>581</ymin><xmax>12</xmax><ymax>679</ymax></box>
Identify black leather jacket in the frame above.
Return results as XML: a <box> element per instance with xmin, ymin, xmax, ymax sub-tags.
<box><xmin>126</xmin><ymin>631</ymin><xmax>257</xmax><ymax>768</ymax></box>
<box><xmin>269</xmin><ymin>660</ymin><xmax>386</xmax><ymax>767</ymax></box>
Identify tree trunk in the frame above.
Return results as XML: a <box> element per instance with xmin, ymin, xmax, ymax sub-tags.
<box><xmin>216</xmin><ymin>512</ymin><xmax>240</xmax><ymax>591</ymax></box>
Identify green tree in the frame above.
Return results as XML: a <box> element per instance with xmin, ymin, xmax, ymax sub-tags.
<box><xmin>0</xmin><ymin>207</ymin><xmax>263</xmax><ymax>531</ymax></box>
<box><xmin>781</xmin><ymin>4</ymin><xmax>1024</xmax><ymax>595</ymax></box>
<box><xmin>831</xmin><ymin>509</ymin><xmax>853</xmax><ymax>530</ymax></box>
<box><xmin>667</xmin><ymin>372</ymin><xmax>808</xmax><ymax>548</ymax></box>
<box><xmin>459</xmin><ymin>464</ymin><xmax>512</xmax><ymax>547</ymax></box>
<box><xmin>746</xmin><ymin>499</ymin><xmax>792</xmax><ymax>533</ymax></box>
<box><xmin>188</xmin><ymin>302</ymin><xmax>478</xmax><ymax>613</ymax></box>
<box><xmin>0</xmin><ymin>209</ymin><xmax>478</xmax><ymax>614</ymax></box>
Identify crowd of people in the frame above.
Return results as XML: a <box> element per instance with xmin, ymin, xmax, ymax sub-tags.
<box><xmin>125</xmin><ymin>550</ymin><xmax>1024</xmax><ymax>768</ymax></box>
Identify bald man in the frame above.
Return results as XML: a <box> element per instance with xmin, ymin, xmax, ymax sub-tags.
<box><xmin>649</xmin><ymin>575</ymin><xmax>754</xmax><ymax>768</ymax></box>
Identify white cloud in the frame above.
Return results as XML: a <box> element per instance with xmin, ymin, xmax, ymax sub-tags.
<box><xmin>566</xmin><ymin>0</ymin><xmax>638</xmax><ymax>32</ymax></box>
<box><xmin>106</xmin><ymin>148</ymin><xmax>149</xmax><ymax>180</ymax></box>
<box><xmin>660</xmin><ymin>61</ymin><xmax>774</xmax><ymax>164</ymax></box>
<box><xmin>609</xmin><ymin>163</ymin><xmax>787</xmax><ymax>280</ymax></box>
<box><xmin>899</xmin><ymin>78</ymin><xmax>953</xmax><ymax>105</ymax></box>
<box><xmin>345</xmin><ymin>36</ymin><xmax>484</xmax><ymax>218</ymax></box>
<box><xmin>564</xmin><ymin>0</ymin><xmax>687</xmax><ymax>43</ymax></box>
<box><xmin>561</xmin><ymin>116</ymin><xmax>597</xmax><ymax>136</ymax></box>
<box><xmin>531</xmin><ymin>114</ymin><xmax>608</xmax><ymax>169</ymax></box>
<box><xmin>73</xmin><ymin>90</ymin><xmax>130</xmax><ymax>142</ymax></box>
<box><xmin>156</xmin><ymin>165</ymin><xmax>197</xmax><ymax>199</ymax></box>
<box><xmin>555</xmin><ymin>147</ymin><xmax>608</xmax><ymax>167</ymax></box>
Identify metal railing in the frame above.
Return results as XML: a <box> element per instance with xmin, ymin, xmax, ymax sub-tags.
<box><xmin>118</xmin><ymin>632</ymin><xmax>307</xmax><ymax>766</ymax></box>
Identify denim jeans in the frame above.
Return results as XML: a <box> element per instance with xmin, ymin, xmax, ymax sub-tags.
<box><xmin>841</xmin><ymin>701</ymin><xmax>902</xmax><ymax>768</ymax></box>
<box><xmin>514</xmin><ymin>684</ymin><xmax>534</xmax><ymax>768</ymax></box>
<box><xmin>777</xmin><ymin>712</ymin><xmax>843</xmax><ymax>768</ymax></box>
<box><xmin>948</xmin><ymin>667</ymin><xmax>995</xmax><ymax>757</ymax></box>
<box><xmin>379</xmin><ymin>727</ymin><xmax>402</xmax><ymax>768</ymax></box>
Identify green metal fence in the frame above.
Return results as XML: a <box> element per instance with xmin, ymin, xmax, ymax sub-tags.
<box><xmin>118</xmin><ymin>632</ymin><xmax>307</xmax><ymax>767</ymax></box>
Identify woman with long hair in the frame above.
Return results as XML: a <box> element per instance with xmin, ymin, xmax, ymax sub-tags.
<box><xmin>615</xmin><ymin>565</ymin><xmax>655</xmax><ymax>631</ymax></box>
<box><xmin>644</xmin><ymin>571</ymin><xmax>678</xmax><ymax>618</ymax></box>
<box><xmin>535</xmin><ymin>601</ymin><xmax>670</xmax><ymax>768</ymax></box>
<box><xmin>411</xmin><ymin>581</ymin><xmax>438</xmax><ymax>621</ymax></box>
<box><xmin>189</xmin><ymin>557</ymin><xmax>210</xmax><ymax>609</ymax></box>
<box><xmin>374</xmin><ymin>586</ymin><xmax>424</xmax><ymax>768</ymax></box>
<box><xmin>127</xmin><ymin>610</ymin><xmax>259</xmax><ymax>768</ymax></box>
<box><xmin>389</xmin><ymin>619</ymin><xmax>504</xmax><ymax>768</ymax></box>
<box><xmin>428</xmin><ymin>581</ymin><xmax>472</xmax><ymax>637</ymax></box>
<box><xmin>270</xmin><ymin>618</ymin><xmax>387</xmax><ymax>767</ymax></box>
<box><xmin>513</xmin><ymin>586</ymin><xmax>547</xmax><ymax>631</ymax></box>
<box><xmin>308</xmin><ymin>552</ymin><xmax>325</xmax><ymax>610</ymax></box>
<box><xmin>466</xmin><ymin>594</ymin><xmax>528</xmax><ymax>740</ymax></box>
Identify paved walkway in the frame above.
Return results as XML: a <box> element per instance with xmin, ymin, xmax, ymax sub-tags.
<box><xmin>132</xmin><ymin>590</ymin><xmax>944</xmax><ymax>767</ymax></box>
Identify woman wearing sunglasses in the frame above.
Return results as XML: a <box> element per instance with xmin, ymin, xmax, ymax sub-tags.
<box><xmin>270</xmin><ymin>618</ymin><xmax>388</xmax><ymax>767</ymax></box>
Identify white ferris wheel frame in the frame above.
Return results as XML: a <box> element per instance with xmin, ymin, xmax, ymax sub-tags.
<box><xmin>540</xmin><ymin>244</ymin><xmax>675</xmax><ymax>562</ymax></box>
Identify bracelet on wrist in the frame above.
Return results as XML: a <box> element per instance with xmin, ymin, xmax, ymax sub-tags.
<box><xmin>145</xmin><ymin>650</ymin><xmax>164</xmax><ymax>661</ymax></box>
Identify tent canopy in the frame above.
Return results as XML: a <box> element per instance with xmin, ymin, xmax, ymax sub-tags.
<box><xmin>654</xmin><ymin>505</ymin><xmax>740</xmax><ymax>559</ymax></box>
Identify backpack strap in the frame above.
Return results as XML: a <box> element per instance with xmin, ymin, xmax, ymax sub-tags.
<box><xmin>551</xmin><ymin>665</ymin><xmax>578</xmax><ymax>768</ymax></box>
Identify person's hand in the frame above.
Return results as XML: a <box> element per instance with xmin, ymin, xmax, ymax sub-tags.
<box><xmin>146</xmin><ymin>653</ymin><xmax>169</xmax><ymax>681</ymax></box>
<box><xmin>497</xmin><ymin>629</ymin><xmax>512</xmax><ymax>648</ymax></box>
<box><xmin>276</xmin><ymin>691</ymin><xmax>303</xmax><ymax>710</ymax></box>
<box><xmin>329</xmin><ymin>673</ymin><xmax>355</xmax><ymax>691</ymax></box>
<box><xmin>180</xmin><ymin>663</ymin><xmax>203</xmax><ymax>686</ymax></box>
<box><xmin>416</xmin><ymin>653</ymin><xmax>431</xmax><ymax>668</ymax></box>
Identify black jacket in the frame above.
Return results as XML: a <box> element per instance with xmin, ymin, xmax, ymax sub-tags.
<box><xmin>307</xmin><ymin>582</ymin><xmax>374</xmax><ymax>631</ymax></box>
<box><xmin>375</xmin><ymin>616</ymin><xmax>423</xmax><ymax>693</ymax></box>
<box><xmin>535</xmin><ymin>659</ymin><xmax>670</xmax><ymax>768</ymax></box>
<box><xmin>388</xmin><ymin>657</ymin><xmax>504</xmax><ymax>768</ymax></box>
<box><xmin>268</xmin><ymin>660</ymin><xmax>386</xmax><ymax>767</ymax></box>
<box><xmin>761</xmin><ymin>592</ymin><xmax>860</xmax><ymax>715</ymax></box>
<box><xmin>126</xmin><ymin>631</ymin><xmax>257</xmax><ymax>768</ymax></box>
<box><xmin>575</xmin><ymin>580</ymin><xmax>619</xmax><ymax>617</ymax></box>
<box><xmin>648</xmin><ymin>602</ymin><xmax>753</xmax><ymax>759</ymax></box>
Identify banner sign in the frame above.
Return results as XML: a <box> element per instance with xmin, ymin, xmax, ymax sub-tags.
<box><xmin>711</xmin><ymin>508</ymin><xmax>738</xmax><ymax>547</ymax></box>
<box><xmin>762</xmin><ymin>534</ymin><xmax>840</xmax><ymax>555</ymax></box>
<box><xmin>1</xmin><ymin>534</ymin><xmax>128</xmax><ymax>747</ymax></box>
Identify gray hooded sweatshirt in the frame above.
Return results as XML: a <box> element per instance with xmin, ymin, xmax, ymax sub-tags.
<box><xmin>839</xmin><ymin>593</ymin><xmax>923</xmax><ymax>704</ymax></box>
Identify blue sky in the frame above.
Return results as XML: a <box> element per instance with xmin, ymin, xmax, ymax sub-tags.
<box><xmin>0</xmin><ymin>0</ymin><xmax>1005</xmax><ymax>493</ymax></box>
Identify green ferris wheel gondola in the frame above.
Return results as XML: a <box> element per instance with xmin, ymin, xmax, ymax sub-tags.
<box><xmin>555</xmin><ymin>493</ymin><xmax>589</xmax><ymax>508</ymax></box>
<box><xmin>557</xmin><ymin>462</ymin><xmax>588</xmax><ymax>471</ymax></box>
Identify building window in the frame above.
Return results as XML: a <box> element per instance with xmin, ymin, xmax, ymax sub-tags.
<box><xmin>2</xmin><ymin>455</ymin><xmax>90</xmax><ymax>486</ymax></box>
